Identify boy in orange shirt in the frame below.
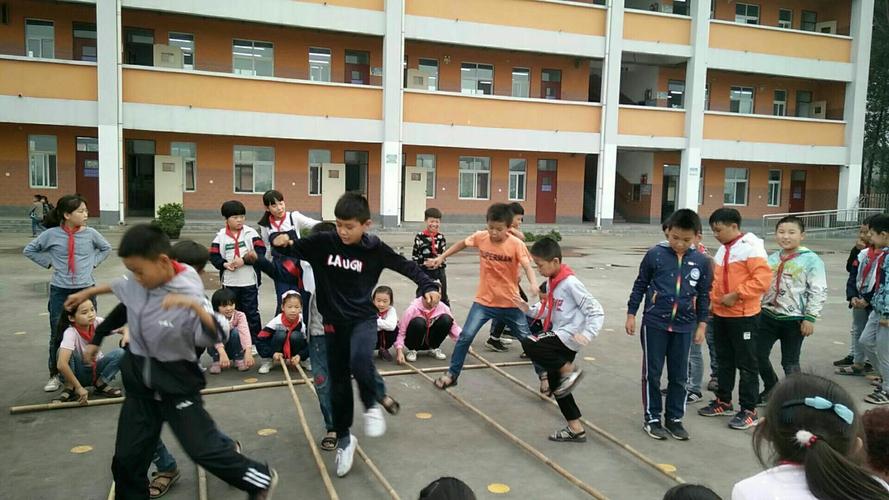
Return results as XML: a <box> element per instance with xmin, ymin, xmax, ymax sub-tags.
<box><xmin>427</xmin><ymin>203</ymin><xmax>540</xmax><ymax>389</ymax></box>
<box><xmin>698</xmin><ymin>208</ymin><xmax>771</xmax><ymax>430</ymax></box>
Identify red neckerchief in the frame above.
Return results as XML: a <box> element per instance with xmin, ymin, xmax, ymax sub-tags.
<box><xmin>269</xmin><ymin>213</ymin><xmax>286</xmax><ymax>233</ymax></box>
<box><xmin>534</xmin><ymin>265</ymin><xmax>575</xmax><ymax>332</ymax></box>
<box><xmin>378</xmin><ymin>308</ymin><xmax>389</xmax><ymax>319</ymax></box>
<box><xmin>171</xmin><ymin>260</ymin><xmax>188</xmax><ymax>275</ymax></box>
<box><xmin>281</xmin><ymin>314</ymin><xmax>302</xmax><ymax>359</ymax></box>
<box><xmin>419</xmin><ymin>306</ymin><xmax>436</xmax><ymax>346</ymax></box>
<box><xmin>861</xmin><ymin>247</ymin><xmax>884</xmax><ymax>292</ymax></box>
<box><xmin>771</xmin><ymin>250</ymin><xmax>800</xmax><ymax>305</ymax></box>
<box><xmin>62</xmin><ymin>224</ymin><xmax>80</xmax><ymax>282</ymax></box>
<box><xmin>778</xmin><ymin>460</ymin><xmax>801</xmax><ymax>466</ymax></box>
<box><xmin>74</xmin><ymin>323</ymin><xmax>94</xmax><ymax>344</ymax></box>
<box><xmin>721</xmin><ymin>234</ymin><xmax>744</xmax><ymax>294</ymax></box>
<box><xmin>422</xmin><ymin>230</ymin><xmax>439</xmax><ymax>256</ymax></box>
<box><xmin>225</xmin><ymin>227</ymin><xmax>242</xmax><ymax>258</ymax></box>
<box><xmin>874</xmin><ymin>250</ymin><xmax>888</xmax><ymax>294</ymax></box>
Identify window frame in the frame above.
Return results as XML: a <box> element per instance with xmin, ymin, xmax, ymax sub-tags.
<box><xmin>171</xmin><ymin>141</ymin><xmax>197</xmax><ymax>192</ymax></box>
<box><xmin>668</xmin><ymin>80</ymin><xmax>685</xmax><ymax>109</ymax></box>
<box><xmin>778</xmin><ymin>8</ymin><xmax>793</xmax><ymax>29</ymax></box>
<box><xmin>729</xmin><ymin>86</ymin><xmax>755</xmax><ymax>114</ymax></box>
<box><xmin>307</xmin><ymin>149</ymin><xmax>330</xmax><ymax>196</ymax></box>
<box><xmin>233</xmin><ymin>145</ymin><xmax>275</xmax><ymax>194</ymax></box>
<box><xmin>309</xmin><ymin>47</ymin><xmax>332</xmax><ymax>83</ymax></box>
<box><xmin>511</xmin><ymin>67</ymin><xmax>530</xmax><ymax>98</ymax></box>
<box><xmin>417</xmin><ymin>58</ymin><xmax>439</xmax><ymax>91</ymax></box>
<box><xmin>773</xmin><ymin>89</ymin><xmax>787</xmax><ymax>117</ymax></box>
<box><xmin>232</xmin><ymin>38</ymin><xmax>274</xmax><ymax>77</ymax></box>
<box><xmin>168</xmin><ymin>32</ymin><xmax>194</xmax><ymax>70</ymax></box>
<box><xmin>796</xmin><ymin>90</ymin><xmax>813</xmax><ymax>118</ymax></box>
<box><xmin>417</xmin><ymin>153</ymin><xmax>436</xmax><ymax>199</ymax></box>
<box><xmin>461</xmin><ymin>62</ymin><xmax>494</xmax><ymax>96</ymax></box>
<box><xmin>458</xmin><ymin>156</ymin><xmax>491</xmax><ymax>200</ymax></box>
<box><xmin>734</xmin><ymin>3</ymin><xmax>760</xmax><ymax>25</ymax></box>
<box><xmin>801</xmin><ymin>10</ymin><xmax>818</xmax><ymax>31</ymax></box>
<box><xmin>28</xmin><ymin>134</ymin><xmax>58</xmax><ymax>189</ymax></box>
<box><xmin>723</xmin><ymin>167</ymin><xmax>749</xmax><ymax>206</ymax></box>
<box><xmin>767</xmin><ymin>169</ymin><xmax>782</xmax><ymax>207</ymax></box>
<box><xmin>25</xmin><ymin>18</ymin><xmax>55</xmax><ymax>59</ymax></box>
<box><xmin>508</xmin><ymin>159</ymin><xmax>527</xmax><ymax>201</ymax></box>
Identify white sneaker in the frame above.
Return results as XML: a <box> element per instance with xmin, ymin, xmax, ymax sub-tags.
<box><xmin>251</xmin><ymin>345</ymin><xmax>258</xmax><ymax>356</ymax></box>
<box><xmin>43</xmin><ymin>377</ymin><xmax>61</xmax><ymax>392</ymax></box>
<box><xmin>300</xmin><ymin>358</ymin><xmax>312</xmax><ymax>371</ymax></box>
<box><xmin>335</xmin><ymin>435</ymin><xmax>357</xmax><ymax>477</ymax></box>
<box><xmin>258</xmin><ymin>360</ymin><xmax>273</xmax><ymax>374</ymax></box>
<box><xmin>430</xmin><ymin>348</ymin><xmax>447</xmax><ymax>360</ymax></box>
<box><xmin>405</xmin><ymin>350</ymin><xmax>417</xmax><ymax>362</ymax></box>
<box><xmin>500</xmin><ymin>337</ymin><xmax>514</xmax><ymax>345</ymax></box>
<box><xmin>364</xmin><ymin>405</ymin><xmax>386</xmax><ymax>437</ymax></box>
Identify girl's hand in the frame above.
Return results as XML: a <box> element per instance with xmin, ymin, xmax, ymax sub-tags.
<box><xmin>572</xmin><ymin>333</ymin><xmax>590</xmax><ymax>346</ymax></box>
<box><xmin>219</xmin><ymin>351</ymin><xmax>231</xmax><ymax>369</ymax></box>
<box><xmin>396</xmin><ymin>349</ymin><xmax>405</xmax><ymax>365</ymax></box>
<box><xmin>223</xmin><ymin>262</ymin><xmax>236</xmax><ymax>271</ymax></box>
<box><xmin>290</xmin><ymin>355</ymin><xmax>301</xmax><ymax>366</ymax></box>
<box><xmin>243</xmin><ymin>352</ymin><xmax>255</xmax><ymax>368</ymax></box>
<box><xmin>243</xmin><ymin>251</ymin><xmax>258</xmax><ymax>265</ymax></box>
<box><xmin>76</xmin><ymin>387</ymin><xmax>89</xmax><ymax>404</ymax></box>
<box><xmin>231</xmin><ymin>257</ymin><xmax>245</xmax><ymax>269</ymax></box>
<box><xmin>272</xmin><ymin>352</ymin><xmax>283</xmax><ymax>362</ymax></box>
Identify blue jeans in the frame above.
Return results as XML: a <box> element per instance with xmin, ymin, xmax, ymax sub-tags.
<box><xmin>309</xmin><ymin>334</ymin><xmax>335</xmax><ymax>432</ymax></box>
<box><xmin>641</xmin><ymin>325</ymin><xmax>692</xmax><ymax>422</ymax></box>
<box><xmin>449</xmin><ymin>302</ymin><xmax>542</xmax><ymax>379</ymax></box>
<box><xmin>66</xmin><ymin>348</ymin><xmax>124</xmax><ymax>386</ymax></box>
<box><xmin>686</xmin><ymin>321</ymin><xmax>714</xmax><ymax>393</ymax></box>
<box><xmin>48</xmin><ymin>285</ymin><xmax>96</xmax><ymax>377</ymax></box>
<box><xmin>210</xmin><ymin>330</ymin><xmax>244</xmax><ymax>362</ymax></box>
<box><xmin>31</xmin><ymin>217</ymin><xmax>45</xmax><ymax>236</ymax></box>
<box><xmin>850</xmin><ymin>307</ymin><xmax>870</xmax><ymax>364</ymax></box>
<box><xmin>860</xmin><ymin>311</ymin><xmax>889</xmax><ymax>392</ymax></box>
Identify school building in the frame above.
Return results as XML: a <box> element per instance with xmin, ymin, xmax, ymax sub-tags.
<box><xmin>0</xmin><ymin>0</ymin><xmax>872</xmax><ymax>226</ymax></box>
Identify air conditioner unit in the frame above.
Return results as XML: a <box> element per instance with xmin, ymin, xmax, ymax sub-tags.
<box><xmin>153</xmin><ymin>44</ymin><xmax>183</xmax><ymax>69</ymax></box>
<box><xmin>816</xmin><ymin>21</ymin><xmax>837</xmax><ymax>34</ymax></box>
<box><xmin>811</xmin><ymin>100</ymin><xmax>827</xmax><ymax>119</ymax></box>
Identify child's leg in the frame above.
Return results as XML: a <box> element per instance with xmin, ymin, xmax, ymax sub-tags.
<box><xmin>349</xmin><ymin>319</ymin><xmax>382</xmax><ymax>412</ymax></box>
<box><xmin>641</xmin><ymin>325</ymin><xmax>669</xmax><ymax>423</ymax></box>
<box><xmin>309</xmin><ymin>334</ymin><xmax>335</xmax><ymax>432</ymax></box>
<box><xmin>755</xmin><ymin>315</ymin><xmax>781</xmax><ymax>394</ymax></box>
<box><xmin>713</xmin><ymin>316</ymin><xmax>737</xmax><ymax>404</ymax></box>
<box><xmin>96</xmin><ymin>348</ymin><xmax>125</xmax><ymax>384</ymax></box>
<box><xmin>705</xmin><ymin>320</ymin><xmax>718</xmax><ymax>380</ymax></box>
<box><xmin>851</xmin><ymin>307</ymin><xmax>870</xmax><ymax>365</ymax></box>
<box><xmin>438</xmin><ymin>269</ymin><xmax>450</xmax><ymax>307</ymax></box>
<box><xmin>404</xmin><ymin>317</ymin><xmax>428</xmax><ymax>351</ymax></box>
<box><xmin>153</xmin><ymin>438</ymin><xmax>179</xmax><ymax>473</ymax></box>
<box><xmin>729</xmin><ymin>316</ymin><xmax>760</xmax><ymax>411</ymax></box>
<box><xmin>242</xmin><ymin>286</ymin><xmax>262</xmax><ymax>343</ymax></box>
<box><xmin>427</xmin><ymin>315</ymin><xmax>453</xmax><ymax>349</ymax></box>
<box><xmin>66</xmin><ymin>352</ymin><xmax>93</xmax><ymax>388</ymax></box>
<box><xmin>327</xmin><ymin>325</ymin><xmax>354</xmax><ymax>439</ymax></box>
<box><xmin>162</xmin><ymin>393</ymin><xmax>273</xmax><ymax>492</ymax></box>
<box><xmin>876</xmin><ymin>324</ymin><xmax>889</xmax><ymax>393</ymax></box>
<box><xmin>664</xmin><ymin>331</ymin><xmax>692</xmax><ymax>422</ymax></box>
<box><xmin>225</xmin><ymin>331</ymin><xmax>244</xmax><ymax>361</ymax></box>
<box><xmin>489</xmin><ymin>319</ymin><xmax>507</xmax><ymax>340</ymax></box>
<box><xmin>383</xmin><ymin>330</ymin><xmax>398</xmax><ymax>350</ymax></box>
<box><xmin>777</xmin><ymin>320</ymin><xmax>804</xmax><ymax>376</ymax></box>
<box><xmin>859</xmin><ymin>311</ymin><xmax>881</xmax><ymax>371</ymax></box>
<box><xmin>501</xmin><ymin>307</ymin><xmax>546</xmax><ymax>376</ymax></box>
<box><xmin>448</xmin><ymin>303</ymin><xmax>495</xmax><ymax>379</ymax></box>
<box><xmin>686</xmin><ymin>342</ymin><xmax>703</xmax><ymax>394</ymax></box>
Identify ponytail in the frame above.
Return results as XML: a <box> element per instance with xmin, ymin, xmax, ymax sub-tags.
<box><xmin>803</xmin><ymin>434</ymin><xmax>889</xmax><ymax>500</ymax></box>
<box><xmin>43</xmin><ymin>194</ymin><xmax>87</xmax><ymax>229</ymax></box>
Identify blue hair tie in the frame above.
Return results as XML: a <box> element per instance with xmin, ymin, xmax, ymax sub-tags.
<box><xmin>782</xmin><ymin>396</ymin><xmax>854</xmax><ymax>425</ymax></box>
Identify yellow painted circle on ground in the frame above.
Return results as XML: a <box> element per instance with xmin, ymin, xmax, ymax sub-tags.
<box><xmin>243</xmin><ymin>377</ymin><xmax>258</xmax><ymax>384</ymax></box>
<box><xmin>584</xmin><ymin>356</ymin><xmax>596</xmax><ymax>362</ymax></box>
<box><xmin>487</xmin><ymin>483</ymin><xmax>510</xmax><ymax>494</ymax></box>
<box><xmin>415</xmin><ymin>412</ymin><xmax>432</xmax><ymax>420</ymax></box>
<box><xmin>832</xmin><ymin>341</ymin><xmax>845</xmax><ymax>345</ymax></box>
<box><xmin>70</xmin><ymin>445</ymin><xmax>93</xmax><ymax>454</ymax></box>
<box><xmin>13</xmin><ymin>331</ymin><xmax>26</xmax><ymax>336</ymax></box>
<box><xmin>657</xmin><ymin>463</ymin><xmax>677</xmax><ymax>474</ymax></box>
<box><xmin>257</xmin><ymin>428</ymin><xmax>278</xmax><ymax>436</ymax></box>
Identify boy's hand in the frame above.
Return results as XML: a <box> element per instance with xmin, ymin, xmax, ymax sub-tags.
<box><xmin>219</xmin><ymin>351</ymin><xmax>231</xmax><ymax>369</ymax></box>
<box><xmin>243</xmin><ymin>251</ymin><xmax>258</xmax><ymax>265</ymax></box>
<box><xmin>693</xmin><ymin>323</ymin><xmax>707</xmax><ymax>345</ymax></box>
<box><xmin>273</xmin><ymin>352</ymin><xmax>283</xmax><ymax>362</ymax></box>
<box><xmin>231</xmin><ymin>256</ymin><xmax>245</xmax><ymax>269</ymax></box>
<box><xmin>396</xmin><ymin>349</ymin><xmax>405</xmax><ymax>365</ymax></box>
<box><xmin>512</xmin><ymin>295</ymin><xmax>530</xmax><ymax>312</ymax></box>
<box><xmin>422</xmin><ymin>258</ymin><xmax>436</xmax><ymax>269</ymax></box>
<box><xmin>572</xmin><ymin>333</ymin><xmax>590</xmax><ymax>346</ymax></box>
<box><xmin>720</xmin><ymin>292</ymin><xmax>740</xmax><ymax>307</ymax></box>
<box><xmin>119</xmin><ymin>326</ymin><xmax>130</xmax><ymax>348</ymax></box>
<box><xmin>625</xmin><ymin>315</ymin><xmax>636</xmax><ymax>336</ymax></box>
<box><xmin>424</xmin><ymin>291</ymin><xmax>441</xmax><ymax>308</ymax></box>
<box><xmin>76</xmin><ymin>386</ymin><xmax>89</xmax><ymax>404</ymax></box>
<box><xmin>428</xmin><ymin>256</ymin><xmax>443</xmax><ymax>269</ymax></box>
<box><xmin>64</xmin><ymin>291</ymin><xmax>91</xmax><ymax>311</ymax></box>
<box><xmin>800</xmin><ymin>320</ymin><xmax>815</xmax><ymax>337</ymax></box>
<box><xmin>290</xmin><ymin>355</ymin><xmax>301</xmax><ymax>366</ymax></box>
<box><xmin>243</xmin><ymin>352</ymin><xmax>255</xmax><ymax>368</ymax></box>
<box><xmin>223</xmin><ymin>262</ymin><xmax>236</xmax><ymax>271</ymax></box>
<box><xmin>272</xmin><ymin>234</ymin><xmax>292</xmax><ymax>247</ymax></box>
<box><xmin>82</xmin><ymin>344</ymin><xmax>99</xmax><ymax>365</ymax></box>
<box><xmin>162</xmin><ymin>293</ymin><xmax>198</xmax><ymax>311</ymax></box>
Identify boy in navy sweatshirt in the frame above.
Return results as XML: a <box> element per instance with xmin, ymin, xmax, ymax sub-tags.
<box><xmin>626</xmin><ymin>209</ymin><xmax>712</xmax><ymax>441</ymax></box>
<box><xmin>272</xmin><ymin>193</ymin><xmax>440</xmax><ymax>478</ymax></box>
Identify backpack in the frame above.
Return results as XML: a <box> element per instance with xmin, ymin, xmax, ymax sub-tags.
<box><xmin>42</xmin><ymin>201</ymin><xmax>53</xmax><ymax>214</ymax></box>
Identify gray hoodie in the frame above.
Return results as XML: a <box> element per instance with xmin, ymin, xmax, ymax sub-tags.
<box><xmin>23</xmin><ymin>226</ymin><xmax>112</xmax><ymax>289</ymax></box>
<box><xmin>526</xmin><ymin>274</ymin><xmax>605</xmax><ymax>351</ymax></box>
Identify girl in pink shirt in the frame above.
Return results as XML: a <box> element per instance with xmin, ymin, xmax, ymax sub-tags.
<box><xmin>209</xmin><ymin>288</ymin><xmax>254</xmax><ymax>373</ymax></box>
<box><xmin>395</xmin><ymin>293</ymin><xmax>461</xmax><ymax>363</ymax></box>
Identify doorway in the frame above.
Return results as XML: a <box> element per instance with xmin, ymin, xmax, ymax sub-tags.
<box><xmin>126</xmin><ymin>139</ymin><xmax>156</xmax><ymax>217</ymax></box>
<box><xmin>73</xmin><ymin>23</ymin><xmax>96</xmax><ymax>62</ymax></box>
<box><xmin>536</xmin><ymin>159</ymin><xmax>558</xmax><ymax>224</ymax></box>
<box><xmin>582</xmin><ymin>154</ymin><xmax>598</xmax><ymax>222</ymax></box>
<box><xmin>124</xmin><ymin>27</ymin><xmax>154</xmax><ymax>66</ymax></box>
<box><xmin>344</xmin><ymin>150</ymin><xmax>369</xmax><ymax>195</ymax></box>
<box><xmin>661</xmin><ymin>165</ymin><xmax>680</xmax><ymax>222</ymax></box>
<box><xmin>345</xmin><ymin>50</ymin><xmax>370</xmax><ymax>85</ymax></box>
<box><xmin>75</xmin><ymin>137</ymin><xmax>99</xmax><ymax>212</ymax></box>
<box><xmin>789</xmin><ymin>169</ymin><xmax>807</xmax><ymax>212</ymax></box>
<box><xmin>541</xmin><ymin>69</ymin><xmax>562</xmax><ymax>100</ymax></box>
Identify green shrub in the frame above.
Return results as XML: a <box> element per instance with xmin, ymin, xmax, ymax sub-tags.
<box><xmin>153</xmin><ymin>203</ymin><xmax>185</xmax><ymax>239</ymax></box>
<box><xmin>523</xmin><ymin>230</ymin><xmax>562</xmax><ymax>242</ymax></box>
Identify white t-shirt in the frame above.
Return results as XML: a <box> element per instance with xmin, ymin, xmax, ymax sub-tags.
<box><xmin>733</xmin><ymin>464</ymin><xmax>889</xmax><ymax>500</ymax></box>
<box><xmin>59</xmin><ymin>317</ymin><xmax>105</xmax><ymax>361</ymax></box>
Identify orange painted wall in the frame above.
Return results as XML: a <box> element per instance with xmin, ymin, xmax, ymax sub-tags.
<box><xmin>708</xmin><ymin>71</ymin><xmax>846</xmax><ymax>119</ymax></box>
<box><xmin>0</xmin><ymin>0</ymin><xmax>95</xmax><ymax>60</ymax></box>
<box><xmin>712</xmin><ymin>0</ymin><xmax>851</xmax><ymax>35</ymax></box>
<box><xmin>121</xmin><ymin>9</ymin><xmax>383</xmax><ymax>84</ymax></box>
<box><xmin>405</xmin><ymin>41</ymin><xmax>593</xmax><ymax>102</ymax></box>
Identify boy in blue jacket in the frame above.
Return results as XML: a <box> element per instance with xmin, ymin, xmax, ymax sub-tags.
<box><xmin>626</xmin><ymin>209</ymin><xmax>712</xmax><ymax>441</ymax></box>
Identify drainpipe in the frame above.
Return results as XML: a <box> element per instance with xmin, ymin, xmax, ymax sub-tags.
<box><xmin>116</xmin><ymin>0</ymin><xmax>125</xmax><ymax>225</ymax></box>
<box><xmin>595</xmin><ymin>0</ymin><xmax>614</xmax><ymax>229</ymax></box>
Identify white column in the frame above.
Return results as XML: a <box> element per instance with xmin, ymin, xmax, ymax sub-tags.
<box><xmin>596</xmin><ymin>0</ymin><xmax>624</xmax><ymax>228</ymax></box>
<box><xmin>839</xmin><ymin>0</ymin><xmax>873</xmax><ymax>213</ymax></box>
<box><xmin>379</xmin><ymin>0</ymin><xmax>405</xmax><ymax>228</ymax></box>
<box><xmin>97</xmin><ymin>0</ymin><xmax>124</xmax><ymax>225</ymax></box>
<box><xmin>677</xmin><ymin>0</ymin><xmax>710</xmax><ymax>211</ymax></box>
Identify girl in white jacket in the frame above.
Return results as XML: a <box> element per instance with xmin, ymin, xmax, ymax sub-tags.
<box><xmin>374</xmin><ymin>286</ymin><xmax>399</xmax><ymax>361</ymax></box>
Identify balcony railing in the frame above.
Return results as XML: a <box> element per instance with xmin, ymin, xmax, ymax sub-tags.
<box><xmin>709</xmin><ymin>20</ymin><xmax>851</xmax><ymax>63</ymax></box>
<box><xmin>703</xmin><ymin>111</ymin><xmax>845</xmax><ymax>147</ymax></box>
<box><xmin>0</xmin><ymin>56</ymin><xmax>97</xmax><ymax>101</ymax></box>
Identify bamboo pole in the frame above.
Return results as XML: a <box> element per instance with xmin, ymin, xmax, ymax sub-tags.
<box><xmin>404</xmin><ymin>361</ymin><xmax>608</xmax><ymax>499</ymax></box>
<box><xmin>294</xmin><ymin>364</ymin><xmax>400</xmax><ymax>500</ymax></box>
<box><xmin>196</xmin><ymin>466</ymin><xmax>208</xmax><ymax>500</ymax></box>
<box><xmin>9</xmin><ymin>362</ymin><xmax>531</xmax><ymax>415</ymax></box>
<box><xmin>280</xmin><ymin>360</ymin><xmax>340</xmax><ymax>500</ymax></box>
<box><xmin>468</xmin><ymin>349</ymin><xmax>685</xmax><ymax>485</ymax></box>
<box><xmin>107</xmin><ymin>482</ymin><xmax>114</xmax><ymax>500</ymax></box>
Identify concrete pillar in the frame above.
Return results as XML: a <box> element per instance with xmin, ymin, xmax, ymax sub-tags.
<box><xmin>596</xmin><ymin>0</ymin><xmax>624</xmax><ymax>228</ymax></box>
<box><xmin>379</xmin><ymin>0</ymin><xmax>405</xmax><ymax>227</ymax></box>
<box><xmin>96</xmin><ymin>0</ymin><xmax>123</xmax><ymax>225</ymax></box>
<box><xmin>839</xmin><ymin>0</ymin><xmax>873</xmax><ymax>212</ymax></box>
<box><xmin>677</xmin><ymin>0</ymin><xmax>710</xmax><ymax>212</ymax></box>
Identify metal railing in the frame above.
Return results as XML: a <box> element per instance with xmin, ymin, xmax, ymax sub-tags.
<box><xmin>761</xmin><ymin>208</ymin><xmax>883</xmax><ymax>236</ymax></box>
<box><xmin>857</xmin><ymin>193</ymin><xmax>889</xmax><ymax>210</ymax></box>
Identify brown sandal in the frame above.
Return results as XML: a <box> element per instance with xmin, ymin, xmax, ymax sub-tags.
<box><xmin>94</xmin><ymin>383</ymin><xmax>122</xmax><ymax>397</ymax></box>
<box><xmin>434</xmin><ymin>373</ymin><xmax>457</xmax><ymax>389</ymax></box>
<box><xmin>380</xmin><ymin>395</ymin><xmax>401</xmax><ymax>415</ymax></box>
<box><xmin>149</xmin><ymin>469</ymin><xmax>180</xmax><ymax>498</ymax></box>
<box><xmin>320</xmin><ymin>433</ymin><xmax>337</xmax><ymax>451</ymax></box>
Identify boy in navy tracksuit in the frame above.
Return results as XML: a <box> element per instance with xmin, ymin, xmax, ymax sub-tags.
<box><xmin>626</xmin><ymin>209</ymin><xmax>712</xmax><ymax>441</ymax></box>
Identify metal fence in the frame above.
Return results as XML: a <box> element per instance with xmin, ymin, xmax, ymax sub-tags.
<box><xmin>761</xmin><ymin>208</ymin><xmax>884</xmax><ymax>237</ymax></box>
<box><xmin>858</xmin><ymin>193</ymin><xmax>889</xmax><ymax>210</ymax></box>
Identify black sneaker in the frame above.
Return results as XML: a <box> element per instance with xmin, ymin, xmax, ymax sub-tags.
<box><xmin>707</xmin><ymin>378</ymin><xmax>719</xmax><ymax>392</ymax></box>
<box><xmin>756</xmin><ymin>389</ymin><xmax>772</xmax><ymax>408</ymax></box>
<box><xmin>833</xmin><ymin>355</ymin><xmax>854</xmax><ymax>367</ymax></box>
<box><xmin>686</xmin><ymin>391</ymin><xmax>703</xmax><ymax>404</ymax></box>
<box><xmin>728</xmin><ymin>409</ymin><xmax>759</xmax><ymax>430</ymax></box>
<box><xmin>485</xmin><ymin>337</ymin><xmax>508</xmax><ymax>352</ymax></box>
<box><xmin>698</xmin><ymin>399</ymin><xmax>735</xmax><ymax>417</ymax></box>
<box><xmin>643</xmin><ymin>421</ymin><xmax>668</xmax><ymax>440</ymax></box>
<box><xmin>664</xmin><ymin>420</ymin><xmax>689</xmax><ymax>441</ymax></box>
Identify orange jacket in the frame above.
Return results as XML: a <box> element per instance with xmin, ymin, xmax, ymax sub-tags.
<box><xmin>710</xmin><ymin>232</ymin><xmax>772</xmax><ymax>318</ymax></box>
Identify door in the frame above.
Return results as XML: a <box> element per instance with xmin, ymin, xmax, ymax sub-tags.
<box><xmin>535</xmin><ymin>159</ymin><xmax>558</xmax><ymax>224</ymax></box>
<box><xmin>403</xmin><ymin>166</ymin><xmax>427</xmax><ymax>222</ymax></box>
<box><xmin>789</xmin><ymin>170</ymin><xmax>807</xmax><ymax>212</ymax></box>
<box><xmin>75</xmin><ymin>137</ymin><xmax>99</xmax><ymax>212</ymax></box>
<box><xmin>126</xmin><ymin>139</ymin><xmax>156</xmax><ymax>217</ymax></box>
<box><xmin>661</xmin><ymin>165</ymin><xmax>680</xmax><ymax>222</ymax></box>
<box><xmin>153</xmin><ymin>155</ymin><xmax>184</xmax><ymax>216</ymax></box>
<box><xmin>344</xmin><ymin>150</ymin><xmax>368</xmax><ymax>195</ymax></box>
<box><xmin>321</xmin><ymin>163</ymin><xmax>347</xmax><ymax>220</ymax></box>
<box><xmin>541</xmin><ymin>69</ymin><xmax>561</xmax><ymax>100</ymax></box>
<box><xmin>124</xmin><ymin>28</ymin><xmax>154</xmax><ymax>66</ymax></box>
<box><xmin>345</xmin><ymin>50</ymin><xmax>370</xmax><ymax>85</ymax></box>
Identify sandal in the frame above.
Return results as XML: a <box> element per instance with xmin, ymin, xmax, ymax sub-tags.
<box><xmin>836</xmin><ymin>365</ymin><xmax>866</xmax><ymax>376</ymax></box>
<box><xmin>320</xmin><ymin>433</ymin><xmax>337</xmax><ymax>452</ymax></box>
<box><xmin>380</xmin><ymin>395</ymin><xmax>401</xmax><ymax>415</ymax></box>
<box><xmin>149</xmin><ymin>469</ymin><xmax>181</xmax><ymax>498</ymax></box>
<box><xmin>94</xmin><ymin>383</ymin><xmax>122</xmax><ymax>397</ymax></box>
<box><xmin>55</xmin><ymin>388</ymin><xmax>75</xmax><ymax>403</ymax></box>
<box><xmin>434</xmin><ymin>373</ymin><xmax>457</xmax><ymax>389</ymax></box>
<box><xmin>548</xmin><ymin>426</ymin><xmax>587</xmax><ymax>443</ymax></box>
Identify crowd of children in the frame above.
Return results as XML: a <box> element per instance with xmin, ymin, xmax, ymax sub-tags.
<box><xmin>20</xmin><ymin>190</ymin><xmax>889</xmax><ymax>499</ymax></box>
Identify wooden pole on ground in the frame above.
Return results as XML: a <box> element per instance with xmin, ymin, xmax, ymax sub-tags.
<box><xmin>280</xmin><ymin>359</ymin><xmax>340</xmax><ymax>500</ymax></box>
<box><xmin>196</xmin><ymin>466</ymin><xmax>208</xmax><ymax>500</ymax></box>
<box><xmin>107</xmin><ymin>482</ymin><xmax>114</xmax><ymax>500</ymax></box>
<box><xmin>468</xmin><ymin>349</ymin><xmax>685</xmax><ymax>485</ymax></box>
<box><xmin>294</xmin><ymin>364</ymin><xmax>401</xmax><ymax>500</ymax></box>
<box><xmin>403</xmin><ymin>361</ymin><xmax>608</xmax><ymax>499</ymax></box>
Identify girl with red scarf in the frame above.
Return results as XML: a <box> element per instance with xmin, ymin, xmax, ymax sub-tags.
<box><xmin>256</xmin><ymin>291</ymin><xmax>307</xmax><ymax>371</ymax></box>
<box><xmin>55</xmin><ymin>299</ymin><xmax>123</xmax><ymax>403</ymax></box>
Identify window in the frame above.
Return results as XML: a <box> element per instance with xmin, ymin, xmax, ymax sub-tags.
<box><xmin>730</xmin><ymin>86</ymin><xmax>755</xmax><ymax>114</ymax></box>
<box><xmin>508</xmin><ymin>159</ymin><xmax>526</xmax><ymax>201</ymax></box>
<box><xmin>345</xmin><ymin>50</ymin><xmax>370</xmax><ymax>85</ymax></box>
<box><xmin>512</xmin><ymin>68</ymin><xmax>530</xmax><ymax>98</ymax></box>
<box><xmin>168</xmin><ymin>32</ymin><xmax>194</xmax><ymax>70</ymax></box>
<box><xmin>458</xmin><ymin>156</ymin><xmax>491</xmax><ymax>199</ymax></box>
<box><xmin>673</xmin><ymin>0</ymin><xmax>689</xmax><ymax>16</ymax></box>
<box><xmin>234</xmin><ymin>146</ymin><xmax>274</xmax><ymax>193</ymax></box>
<box><xmin>778</xmin><ymin>9</ymin><xmax>793</xmax><ymax>29</ymax></box>
<box><xmin>796</xmin><ymin>90</ymin><xmax>813</xmax><ymax>118</ymax></box>
<box><xmin>344</xmin><ymin>150</ymin><xmax>368</xmax><ymax>195</ymax></box>
<box><xmin>308</xmin><ymin>149</ymin><xmax>330</xmax><ymax>196</ymax></box>
<box><xmin>541</xmin><ymin>69</ymin><xmax>561</xmax><ymax>100</ymax></box>
<box><xmin>309</xmin><ymin>47</ymin><xmax>331</xmax><ymax>82</ymax></box>
<box><xmin>768</xmin><ymin>169</ymin><xmax>781</xmax><ymax>206</ymax></box>
<box><xmin>704</xmin><ymin>83</ymin><xmax>711</xmax><ymax>111</ymax></box>
<box><xmin>26</xmin><ymin>20</ymin><xmax>54</xmax><ymax>58</ymax></box>
<box><xmin>417</xmin><ymin>154</ymin><xmax>436</xmax><ymax>198</ymax></box>
<box><xmin>735</xmin><ymin>3</ymin><xmax>759</xmax><ymax>24</ymax></box>
<box><xmin>773</xmin><ymin>90</ymin><xmax>787</xmax><ymax>116</ymax></box>
<box><xmin>76</xmin><ymin>137</ymin><xmax>98</xmax><ymax>152</ymax></box>
<box><xmin>668</xmin><ymin>80</ymin><xmax>685</xmax><ymax>109</ymax></box>
<box><xmin>461</xmin><ymin>63</ymin><xmax>494</xmax><ymax>95</ymax></box>
<box><xmin>73</xmin><ymin>23</ymin><xmax>97</xmax><ymax>62</ymax></box>
<box><xmin>418</xmin><ymin>58</ymin><xmax>438</xmax><ymax>91</ymax></box>
<box><xmin>29</xmin><ymin>135</ymin><xmax>57</xmax><ymax>188</ymax></box>
<box><xmin>233</xmin><ymin>39</ymin><xmax>274</xmax><ymax>77</ymax></box>
<box><xmin>171</xmin><ymin>142</ymin><xmax>196</xmax><ymax>191</ymax></box>
<box><xmin>801</xmin><ymin>10</ymin><xmax>817</xmax><ymax>31</ymax></box>
<box><xmin>723</xmin><ymin>167</ymin><xmax>748</xmax><ymax>205</ymax></box>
